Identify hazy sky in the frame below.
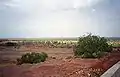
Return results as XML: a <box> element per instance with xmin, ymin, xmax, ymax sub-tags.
<box><xmin>0</xmin><ymin>0</ymin><xmax>120</xmax><ymax>38</ymax></box>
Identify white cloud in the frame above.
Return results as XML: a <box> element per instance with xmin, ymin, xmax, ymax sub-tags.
<box><xmin>0</xmin><ymin>0</ymin><xmax>110</xmax><ymax>37</ymax></box>
<box><xmin>1</xmin><ymin>0</ymin><xmax>104</xmax><ymax>10</ymax></box>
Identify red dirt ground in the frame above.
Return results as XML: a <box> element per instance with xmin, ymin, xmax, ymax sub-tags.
<box><xmin>0</xmin><ymin>59</ymin><xmax>100</xmax><ymax>77</ymax></box>
<box><xmin>0</xmin><ymin>46</ymin><xmax>120</xmax><ymax>77</ymax></box>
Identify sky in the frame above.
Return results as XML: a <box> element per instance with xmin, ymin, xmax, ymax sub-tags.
<box><xmin>0</xmin><ymin>0</ymin><xmax>120</xmax><ymax>38</ymax></box>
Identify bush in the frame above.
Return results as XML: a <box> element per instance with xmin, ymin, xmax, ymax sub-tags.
<box><xmin>17</xmin><ymin>52</ymin><xmax>48</xmax><ymax>65</ymax></box>
<box><xmin>41</xmin><ymin>52</ymin><xmax>48</xmax><ymax>58</ymax></box>
<box><xmin>5</xmin><ymin>42</ymin><xmax>18</xmax><ymax>46</ymax></box>
<box><xmin>0</xmin><ymin>39</ymin><xmax>8</xmax><ymax>42</ymax></box>
<box><xmin>74</xmin><ymin>33</ymin><xmax>113</xmax><ymax>58</ymax></box>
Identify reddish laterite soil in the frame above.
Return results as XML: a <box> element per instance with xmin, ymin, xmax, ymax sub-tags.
<box><xmin>0</xmin><ymin>46</ymin><xmax>120</xmax><ymax>77</ymax></box>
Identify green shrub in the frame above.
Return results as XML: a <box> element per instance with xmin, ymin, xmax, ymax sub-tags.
<box><xmin>5</xmin><ymin>42</ymin><xmax>18</xmax><ymax>46</ymax></box>
<box><xmin>17</xmin><ymin>52</ymin><xmax>48</xmax><ymax>65</ymax></box>
<box><xmin>41</xmin><ymin>52</ymin><xmax>48</xmax><ymax>58</ymax></box>
<box><xmin>74</xmin><ymin>33</ymin><xmax>113</xmax><ymax>58</ymax></box>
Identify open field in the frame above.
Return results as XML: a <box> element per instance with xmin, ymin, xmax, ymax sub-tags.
<box><xmin>0</xmin><ymin>38</ymin><xmax>120</xmax><ymax>77</ymax></box>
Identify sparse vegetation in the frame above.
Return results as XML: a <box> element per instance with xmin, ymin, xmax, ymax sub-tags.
<box><xmin>5</xmin><ymin>42</ymin><xmax>18</xmax><ymax>46</ymax></box>
<box><xmin>17</xmin><ymin>52</ymin><xmax>48</xmax><ymax>65</ymax></box>
<box><xmin>74</xmin><ymin>33</ymin><xmax>113</xmax><ymax>58</ymax></box>
<box><xmin>1</xmin><ymin>37</ymin><xmax>120</xmax><ymax>77</ymax></box>
<box><xmin>0</xmin><ymin>38</ymin><xmax>118</xmax><ymax>49</ymax></box>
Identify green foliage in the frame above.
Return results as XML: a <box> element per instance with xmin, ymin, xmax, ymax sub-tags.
<box><xmin>74</xmin><ymin>33</ymin><xmax>113</xmax><ymax>58</ymax></box>
<box><xmin>41</xmin><ymin>52</ymin><xmax>48</xmax><ymax>58</ymax></box>
<box><xmin>5</xmin><ymin>42</ymin><xmax>18</xmax><ymax>46</ymax></box>
<box><xmin>17</xmin><ymin>52</ymin><xmax>48</xmax><ymax>65</ymax></box>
